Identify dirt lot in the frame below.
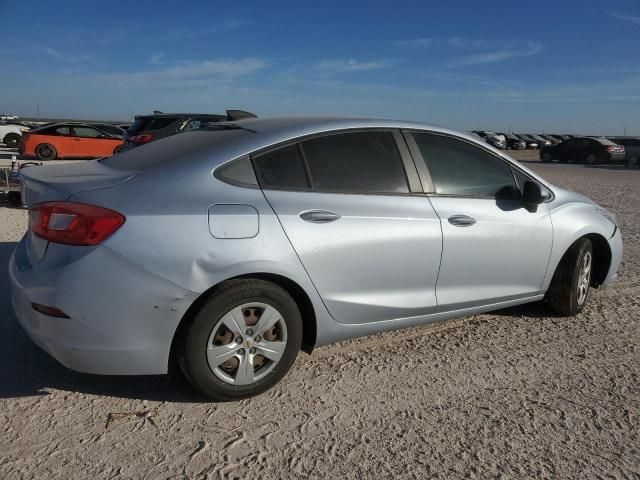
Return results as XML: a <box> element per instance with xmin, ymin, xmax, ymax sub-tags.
<box><xmin>1</xmin><ymin>155</ymin><xmax>638</xmax><ymax>479</ymax></box>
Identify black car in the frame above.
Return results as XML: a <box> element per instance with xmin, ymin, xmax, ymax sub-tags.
<box><xmin>123</xmin><ymin>109</ymin><xmax>256</xmax><ymax>149</ymax></box>
<box><xmin>514</xmin><ymin>134</ymin><xmax>539</xmax><ymax>149</ymax></box>
<box><xmin>609</xmin><ymin>137</ymin><xmax>640</xmax><ymax>168</ymax></box>
<box><xmin>540</xmin><ymin>137</ymin><xmax>626</xmax><ymax>164</ymax></box>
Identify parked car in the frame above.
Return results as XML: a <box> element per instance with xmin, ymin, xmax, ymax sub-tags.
<box><xmin>540</xmin><ymin>137</ymin><xmax>626</xmax><ymax>164</ymax></box>
<box><xmin>124</xmin><ymin>110</ymin><xmax>256</xmax><ymax>149</ymax></box>
<box><xmin>539</xmin><ymin>134</ymin><xmax>561</xmax><ymax>145</ymax></box>
<box><xmin>609</xmin><ymin>137</ymin><xmax>640</xmax><ymax>168</ymax></box>
<box><xmin>498</xmin><ymin>133</ymin><xmax>527</xmax><ymax>150</ymax></box>
<box><xmin>471</xmin><ymin>130</ymin><xmax>506</xmax><ymax>149</ymax></box>
<box><xmin>0</xmin><ymin>123</ymin><xmax>30</xmax><ymax>148</ymax></box>
<box><xmin>10</xmin><ymin>117</ymin><xmax>622</xmax><ymax>400</ymax></box>
<box><xmin>19</xmin><ymin>123</ymin><xmax>123</xmax><ymax>160</ymax></box>
<box><xmin>530</xmin><ymin>135</ymin><xmax>553</xmax><ymax>148</ymax></box>
<box><xmin>0</xmin><ymin>114</ymin><xmax>19</xmax><ymax>123</ymax></box>
<box><xmin>514</xmin><ymin>134</ymin><xmax>539</xmax><ymax>149</ymax></box>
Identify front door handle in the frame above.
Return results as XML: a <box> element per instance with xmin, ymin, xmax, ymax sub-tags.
<box><xmin>299</xmin><ymin>210</ymin><xmax>341</xmax><ymax>223</ymax></box>
<box><xmin>448</xmin><ymin>214</ymin><xmax>476</xmax><ymax>227</ymax></box>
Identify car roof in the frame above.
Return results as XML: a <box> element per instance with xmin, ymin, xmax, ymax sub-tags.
<box><xmin>586</xmin><ymin>136</ymin><xmax>617</xmax><ymax>146</ymax></box>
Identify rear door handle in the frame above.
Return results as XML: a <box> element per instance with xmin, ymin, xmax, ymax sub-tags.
<box><xmin>448</xmin><ymin>214</ymin><xmax>476</xmax><ymax>227</ymax></box>
<box><xmin>299</xmin><ymin>210</ymin><xmax>341</xmax><ymax>223</ymax></box>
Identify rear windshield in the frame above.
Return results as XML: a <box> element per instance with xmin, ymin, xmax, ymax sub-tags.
<box><xmin>100</xmin><ymin>129</ymin><xmax>251</xmax><ymax>171</ymax></box>
<box><xmin>128</xmin><ymin>116</ymin><xmax>181</xmax><ymax>133</ymax></box>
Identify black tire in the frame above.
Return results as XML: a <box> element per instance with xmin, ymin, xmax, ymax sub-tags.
<box><xmin>585</xmin><ymin>153</ymin><xmax>596</xmax><ymax>165</ymax></box>
<box><xmin>35</xmin><ymin>143</ymin><xmax>57</xmax><ymax>161</ymax></box>
<box><xmin>626</xmin><ymin>156</ymin><xmax>637</xmax><ymax>168</ymax></box>
<box><xmin>546</xmin><ymin>238</ymin><xmax>593</xmax><ymax>316</ymax></box>
<box><xmin>3</xmin><ymin>133</ymin><xmax>21</xmax><ymax>148</ymax></box>
<box><xmin>558</xmin><ymin>156</ymin><xmax>568</xmax><ymax>163</ymax></box>
<box><xmin>179</xmin><ymin>279</ymin><xmax>302</xmax><ymax>401</ymax></box>
<box><xmin>113</xmin><ymin>144</ymin><xmax>124</xmax><ymax>155</ymax></box>
<box><xmin>541</xmin><ymin>152</ymin><xmax>552</xmax><ymax>163</ymax></box>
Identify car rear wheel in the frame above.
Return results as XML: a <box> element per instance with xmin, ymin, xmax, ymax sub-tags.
<box><xmin>3</xmin><ymin>133</ymin><xmax>21</xmax><ymax>148</ymax></box>
<box><xmin>626</xmin><ymin>156</ymin><xmax>637</xmax><ymax>168</ymax></box>
<box><xmin>546</xmin><ymin>238</ymin><xmax>593</xmax><ymax>316</ymax></box>
<box><xmin>541</xmin><ymin>152</ymin><xmax>552</xmax><ymax>163</ymax></box>
<box><xmin>585</xmin><ymin>153</ymin><xmax>596</xmax><ymax>165</ymax></box>
<box><xmin>35</xmin><ymin>143</ymin><xmax>57</xmax><ymax>161</ymax></box>
<box><xmin>179</xmin><ymin>279</ymin><xmax>302</xmax><ymax>401</ymax></box>
<box><xmin>113</xmin><ymin>144</ymin><xmax>124</xmax><ymax>155</ymax></box>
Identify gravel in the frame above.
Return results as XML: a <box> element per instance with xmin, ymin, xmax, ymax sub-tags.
<box><xmin>1</xmin><ymin>158</ymin><xmax>638</xmax><ymax>479</ymax></box>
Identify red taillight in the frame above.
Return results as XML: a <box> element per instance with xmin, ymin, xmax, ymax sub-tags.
<box><xmin>607</xmin><ymin>145</ymin><xmax>625</xmax><ymax>153</ymax></box>
<box><xmin>29</xmin><ymin>202</ymin><xmax>125</xmax><ymax>246</ymax></box>
<box><xmin>130</xmin><ymin>134</ymin><xmax>154</xmax><ymax>144</ymax></box>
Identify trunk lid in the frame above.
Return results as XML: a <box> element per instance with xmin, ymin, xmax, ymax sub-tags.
<box><xmin>20</xmin><ymin>160</ymin><xmax>134</xmax><ymax>208</ymax></box>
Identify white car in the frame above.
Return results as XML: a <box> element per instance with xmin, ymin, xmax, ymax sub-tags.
<box><xmin>0</xmin><ymin>114</ymin><xmax>19</xmax><ymax>122</ymax></box>
<box><xmin>0</xmin><ymin>123</ymin><xmax>29</xmax><ymax>148</ymax></box>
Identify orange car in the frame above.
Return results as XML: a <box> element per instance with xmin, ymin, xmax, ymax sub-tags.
<box><xmin>20</xmin><ymin>123</ymin><xmax>124</xmax><ymax>160</ymax></box>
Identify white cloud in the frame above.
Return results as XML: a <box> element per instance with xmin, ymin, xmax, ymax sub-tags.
<box><xmin>608</xmin><ymin>11</ymin><xmax>640</xmax><ymax>26</ymax></box>
<box><xmin>149</xmin><ymin>53</ymin><xmax>166</xmax><ymax>65</ymax></box>
<box><xmin>43</xmin><ymin>47</ymin><xmax>94</xmax><ymax>64</ymax></box>
<box><xmin>395</xmin><ymin>38</ymin><xmax>434</xmax><ymax>49</ymax></box>
<box><xmin>313</xmin><ymin>59</ymin><xmax>393</xmax><ymax>76</ymax></box>
<box><xmin>446</xmin><ymin>42</ymin><xmax>542</xmax><ymax>67</ymax></box>
<box><xmin>93</xmin><ymin>58</ymin><xmax>267</xmax><ymax>88</ymax></box>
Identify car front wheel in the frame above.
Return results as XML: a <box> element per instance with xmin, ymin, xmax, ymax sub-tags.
<box><xmin>546</xmin><ymin>238</ymin><xmax>593</xmax><ymax>316</ymax></box>
<box><xmin>179</xmin><ymin>279</ymin><xmax>302</xmax><ymax>401</ymax></box>
<box><xmin>35</xmin><ymin>143</ymin><xmax>57</xmax><ymax>161</ymax></box>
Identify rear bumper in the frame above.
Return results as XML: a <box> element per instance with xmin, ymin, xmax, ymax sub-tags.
<box><xmin>9</xmin><ymin>237</ymin><xmax>197</xmax><ymax>375</ymax></box>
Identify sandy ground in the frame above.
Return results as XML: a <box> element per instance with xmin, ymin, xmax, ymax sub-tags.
<box><xmin>0</xmin><ymin>156</ymin><xmax>638</xmax><ymax>479</ymax></box>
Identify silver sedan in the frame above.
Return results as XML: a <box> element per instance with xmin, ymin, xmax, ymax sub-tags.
<box><xmin>10</xmin><ymin>117</ymin><xmax>622</xmax><ymax>400</ymax></box>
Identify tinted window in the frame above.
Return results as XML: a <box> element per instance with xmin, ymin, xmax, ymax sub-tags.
<box><xmin>215</xmin><ymin>155</ymin><xmax>258</xmax><ymax>188</ymax></box>
<box><xmin>148</xmin><ymin>117</ymin><xmax>179</xmax><ymax>131</ymax></box>
<box><xmin>55</xmin><ymin>126</ymin><xmax>71</xmax><ymax>135</ymax></box>
<box><xmin>413</xmin><ymin>133</ymin><xmax>516</xmax><ymax>197</ymax></box>
<box><xmin>73</xmin><ymin>126</ymin><xmax>104</xmax><ymax>138</ymax></box>
<box><xmin>302</xmin><ymin>131</ymin><xmax>408</xmax><ymax>193</ymax></box>
<box><xmin>254</xmin><ymin>144</ymin><xmax>309</xmax><ymax>190</ymax></box>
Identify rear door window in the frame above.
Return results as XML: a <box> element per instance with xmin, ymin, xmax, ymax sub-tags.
<box><xmin>411</xmin><ymin>132</ymin><xmax>517</xmax><ymax>197</ymax></box>
<box><xmin>301</xmin><ymin>131</ymin><xmax>409</xmax><ymax>193</ymax></box>
<box><xmin>148</xmin><ymin>117</ymin><xmax>180</xmax><ymax>131</ymax></box>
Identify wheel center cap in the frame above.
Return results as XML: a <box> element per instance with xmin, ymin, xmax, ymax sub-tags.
<box><xmin>244</xmin><ymin>338</ymin><xmax>253</xmax><ymax>349</ymax></box>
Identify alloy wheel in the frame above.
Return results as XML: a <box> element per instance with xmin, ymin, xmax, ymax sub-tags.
<box><xmin>577</xmin><ymin>251</ymin><xmax>592</xmax><ymax>306</ymax></box>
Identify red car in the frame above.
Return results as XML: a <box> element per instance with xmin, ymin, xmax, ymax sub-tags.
<box><xmin>20</xmin><ymin>123</ymin><xmax>124</xmax><ymax>160</ymax></box>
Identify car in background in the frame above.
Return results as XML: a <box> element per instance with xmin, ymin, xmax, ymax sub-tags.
<box><xmin>609</xmin><ymin>137</ymin><xmax>640</xmax><ymax>168</ymax></box>
<box><xmin>530</xmin><ymin>135</ymin><xmax>553</xmax><ymax>148</ymax></box>
<box><xmin>540</xmin><ymin>137</ymin><xmax>625</xmax><ymax>164</ymax></box>
<box><xmin>539</xmin><ymin>134</ymin><xmax>561</xmax><ymax>145</ymax></box>
<box><xmin>0</xmin><ymin>123</ymin><xmax>30</xmax><ymax>148</ymax></box>
<box><xmin>20</xmin><ymin>123</ymin><xmax>123</xmax><ymax>160</ymax></box>
<box><xmin>498</xmin><ymin>133</ymin><xmax>527</xmax><ymax>150</ymax></box>
<box><xmin>514</xmin><ymin>134</ymin><xmax>539</xmax><ymax>149</ymax></box>
<box><xmin>0</xmin><ymin>114</ymin><xmax>19</xmax><ymax>123</ymax></box>
<box><xmin>471</xmin><ymin>130</ymin><xmax>506</xmax><ymax>149</ymax></box>
<box><xmin>124</xmin><ymin>109</ymin><xmax>256</xmax><ymax>149</ymax></box>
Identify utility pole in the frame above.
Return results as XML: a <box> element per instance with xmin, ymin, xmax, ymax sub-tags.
<box><xmin>623</xmin><ymin>127</ymin><xmax>627</xmax><ymax>136</ymax></box>
<box><xmin>36</xmin><ymin>103</ymin><xmax>40</xmax><ymax>121</ymax></box>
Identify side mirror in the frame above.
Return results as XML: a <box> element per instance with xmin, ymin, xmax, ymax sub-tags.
<box><xmin>522</xmin><ymin>180</ymin><xmax>544</xmax><ymax>205</ymax></box>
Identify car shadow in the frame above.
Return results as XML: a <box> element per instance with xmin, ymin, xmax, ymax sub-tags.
<box><xmin>0</xmin><ymin>240</ymin><xmax>209</xmax><ymax>403</ymax></box>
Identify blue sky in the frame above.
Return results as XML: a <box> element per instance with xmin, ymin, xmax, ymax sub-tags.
<box><xmin>1</xmin><ymin>0</ymin><xmax>639</xmax><ymax>134</ymax></box>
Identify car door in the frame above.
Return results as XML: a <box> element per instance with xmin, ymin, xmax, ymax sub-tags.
<box><xmin>70</xmin><ymin>126</ymin><xmax>112</xmax><ymax>157</ymax></box>
<box><xmin>47</xmin><ymin>125</ymin><xmax>75</xmax><ymax>156</ymax></box>
<box><xmin>406</xmin><ymin>131</ymin><xmax>553</xmax><ymax>310</ymax></box>
<box><xmin>257</xmin><ymin>130</ymin><xmax>443</xmax><ymax>325</ymax></box>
